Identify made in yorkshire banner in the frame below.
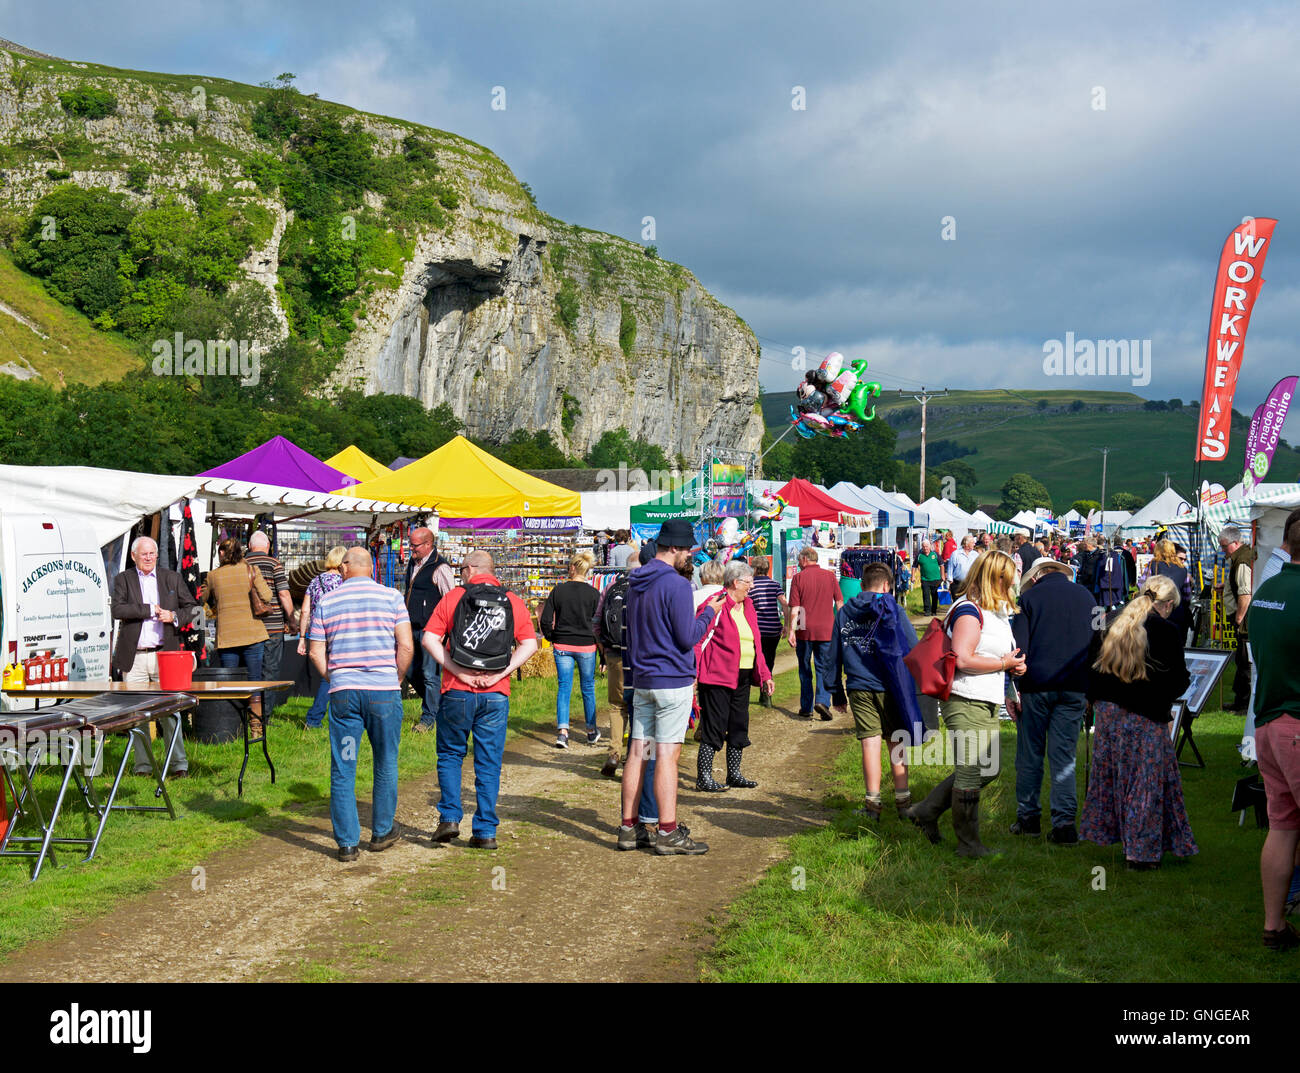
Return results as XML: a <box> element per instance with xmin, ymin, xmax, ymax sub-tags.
<box><xmin>1195</xmin><ymin>218</ymin><xmax>1278</xmax><ymax>461</ymax></box>
<box><xmin>1241</xmin><ymin>375</ymin><xmax>1298</xmax><ymax>494</ymax></box>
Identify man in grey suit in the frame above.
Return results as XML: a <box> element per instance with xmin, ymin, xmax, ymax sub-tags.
<box><xmin>111</xmin><ymin>536</ymin><xmax>199</xmax><ymax>777</ymax></box>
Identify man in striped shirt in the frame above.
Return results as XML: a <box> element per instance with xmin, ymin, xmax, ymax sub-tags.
<box><xmin>309</xmin><ymin>546</ymin><xmax>413</xmax><ymax>862</ymax></box>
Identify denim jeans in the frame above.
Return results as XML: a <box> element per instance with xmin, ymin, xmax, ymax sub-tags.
<box><xmin>219</xmin><ymin>642</ymin><xmax>264</xmax><ymax>680</ymax></box>
<box><xmin>625</xmin><ymin>685</ymin><xmax>657</xmax><ymax>823</ymax></box>
<box><xmin>305</xmin><ymin>675</ymin><xmax>331</xmax><ymax>727</ymax></box>
<box><xmin>795</xmin><ymin>639</ymin><xmax>833</xmax><ymax>713</ymax></box>
<box><xmin>261</xmin><ymin>633</ymin><xmax>285</xmax><ymax>712</ymax></box>
<box><xmin>554</xmin><ymin>649</ymin><xmax>597</xmax><ymax>731</ymax></box>
<box><xmin>409</xmin><ymin>643</ymin><xmax>442</xmax><ymax>728</ymax></box>
<box><xmin>328</xmin><ymin>688</ymin><xmax>403</xmax><ymax>849</ymax></box>
<box><xmin>436</xmin><ymin>688</ymin><xmax>509</xmax><ymax>838</ymax></box>
<box><xmin>1015</xmin><ymin>690</ymin><xmax>1085</xmax><ymax>827</ymax></box>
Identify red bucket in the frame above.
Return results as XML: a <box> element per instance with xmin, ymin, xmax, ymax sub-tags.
<box><xmin>157</xmin><ymin>650</ymin><xmax>195</xmax><ymax>691</ymax></box>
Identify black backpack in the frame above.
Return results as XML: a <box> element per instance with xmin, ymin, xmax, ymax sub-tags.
<box><xmin>601</xmin><ymin>573</ymin><xmax>631</xmax><ymax>651</ymax></box>
<box><xmin>448</xmin><ymin>583</ymin><xmax>515</xmax><ymax>672</ymax></box>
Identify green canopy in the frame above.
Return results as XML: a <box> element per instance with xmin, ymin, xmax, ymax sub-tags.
<box><xmin>629</xmin><ymin>475</ymin><xmax>705</xmax><ymax>526</ymax></box>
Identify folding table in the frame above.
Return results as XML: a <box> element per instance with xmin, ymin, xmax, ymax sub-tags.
<box><xmin>0</xmin><ymin>693</ymin><xmax>195</xmax><ymax>880</ymax></box>
<box><xmin>6</xmin><ymin>679</ymin><xmax>293</xmax><ymax>796</ymax></box>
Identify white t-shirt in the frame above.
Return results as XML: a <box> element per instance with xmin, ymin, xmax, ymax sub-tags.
<box><xmin>946</xmin><ymin>598</ymin><xmax>1014</xmax><ymax>704</ymax></box>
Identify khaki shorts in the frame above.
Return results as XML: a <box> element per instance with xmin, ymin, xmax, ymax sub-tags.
<box><xmin>848</xmin><ymin>690</ymin><xmax>902</xmax><ymax>741</ymax></box>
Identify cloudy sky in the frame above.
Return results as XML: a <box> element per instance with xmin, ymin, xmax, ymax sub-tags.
<box><xmin>7</xmin><ymin>0</ymin><xmax>1300</xmax><ymax>430</ymax></box>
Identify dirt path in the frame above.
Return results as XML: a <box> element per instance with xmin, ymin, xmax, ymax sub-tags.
<box><xmin>0</xmin><ymin>654</ymin><xmax>848</xmax><ymax>982</ymax></box>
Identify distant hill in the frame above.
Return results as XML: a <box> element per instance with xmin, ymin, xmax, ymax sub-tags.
<box><xmin>762</xmin><ymin>388</ymin><xmax>1300</xmax><ymax>509</ymax></box>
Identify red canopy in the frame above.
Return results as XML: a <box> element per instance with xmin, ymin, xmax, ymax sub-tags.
<box><xmin>777</xmin><ymin>478</ymin><xmax>871</xmax><ymax>526</ymax></box>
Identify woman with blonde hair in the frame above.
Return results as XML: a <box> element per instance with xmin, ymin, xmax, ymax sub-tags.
<box><xmin>1080</xmin><ymin>574</ymin><xmax>1195</xmax><ymax>870</ymax></box>
<box><xmin>540</xmin><ymin>550</ymin><xmax>601</xmax><ymax>748</ymax></box>
<box><xmin>297</xmin><ymin>545</ymin><xmax>347</xmax><ymax>729</ymax></box>
<box><xmin>908</xmin><ymin>550</ymin><xmax>1026</xmax><ymax>856</ymax></box>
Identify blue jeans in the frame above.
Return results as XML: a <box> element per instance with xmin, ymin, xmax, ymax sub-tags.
<box><xmin>305</xmin><ymin>675</ymin><xmax>331</xmax><ymax>727</ymax></box>
<box><xmin>436</xmin><ymin>689</ymin><xmax>509</xmax><ymax>838</ymax></box>
<box><xmin>554</xmin><ymin>649</ymin><xmax>597</xmax><ymax>731</ymax></box>
<box><xmin>328</xmin><ymin>689</ymin><xmax>403</xmax><ymax>849</ymax></box>
<box><xmin>219</xmin><ymin>642</ymin><xmax>264</xmax><ymax>680</ymax></box>
<box><xmin>795</xmin><ymin>639</ymin><xmax>834</xmax><ymax>713</ymax></box>
<box><xmin>624</xmin><ymin>685</ymin><xmax>657</xmax><ymax>823</ymax></box>
<box><xmin>409</xmin><ymin>643</ymin><xmax>442</xmax><ymax>728</ymax></box>
<box><xmin>1015</xmin><ymin>690</ymin><xmax>1086</xmax><ymax>828</ymax></box>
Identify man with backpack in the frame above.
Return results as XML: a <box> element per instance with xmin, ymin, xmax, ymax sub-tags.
<box><xmin>828</xmin><ymin>561</ymin><xmax>921</xmax><ymax>822</ymax></box>
<box><xmin>593</xmin><ymin>564</ymin><xmax>633</xmax><ymax>777</ymax></box>
<box><xmin>423</xmin><ymin>549</ymin><xmax>538</xmax><ymax>850</ymax></box>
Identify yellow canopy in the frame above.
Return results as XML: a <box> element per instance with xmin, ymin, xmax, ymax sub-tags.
<box><xmin>324</xmin><ymin>445</ymin><xmax>393</xmax><ymax>483</ymax></box>
<box><xmin>334</xmin><ymin>435</ymin><xmax>581</xmax><ymax>520</ymax></box>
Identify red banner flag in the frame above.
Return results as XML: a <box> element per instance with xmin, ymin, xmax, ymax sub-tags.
<box><xmin>1195</xmin><ymin>218</ymin><xmax>1278</xmax><ymax>461</ymax></box>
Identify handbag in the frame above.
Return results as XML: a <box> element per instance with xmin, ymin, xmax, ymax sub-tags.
<box><xmin>904</xmin><ymin>601</ymin><xmax>982</xmax><ymax>700</ymax></box>
<box><xmin>246</xmin><ymin>563</ymin><xmax>273</xmax><ymax>617</ymax></box>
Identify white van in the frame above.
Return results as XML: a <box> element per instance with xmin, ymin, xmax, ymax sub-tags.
<box><xmin>0</xmin><ymin>512</ymin><xmax>114</xmax><ymax>713</ymax></box>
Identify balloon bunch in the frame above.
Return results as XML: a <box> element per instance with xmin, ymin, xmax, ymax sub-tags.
<box><xmin>697</xmin><ymin>516</ymin><xmax>765</xmax><ymax>564</ymax></box>
<box><xmin>791</xmin><ymin>352</ymin><xmax>882</xmax><ymax>438</ymax></box>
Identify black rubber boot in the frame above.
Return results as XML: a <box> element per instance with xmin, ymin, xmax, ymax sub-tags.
<box><xmin>726</xmin><ymin>745</ymin><xmax>757</xmax><ymax>788</ymax></box>
<box><xmin>953</xmin><ymin>787</ymin><xmax>997</xmax><ymax>858</ymax></box>
<box><xmin>696</xmin><ymin>744</ymin><xmax>728</xmax><ymax>792</ymax></box>
<box><xmin>906</xmin><ymin>774</ymin><xmax>955</xmax><ymax>844</ymax></box>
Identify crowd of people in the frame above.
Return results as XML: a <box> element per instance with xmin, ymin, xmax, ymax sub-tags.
<box><xmin>114</xmin><ymin>509</ymin><xmax>1299</xmax><ymax>952</ymax></box>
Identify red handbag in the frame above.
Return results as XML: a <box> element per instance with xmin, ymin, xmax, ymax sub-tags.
<box><xmin>904</xmin><ymin>603</ymin><xmax>982</xmax><ymax>700</ymax></box>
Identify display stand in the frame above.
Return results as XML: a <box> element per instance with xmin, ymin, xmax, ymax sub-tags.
<box><xmin>437</xmin><ymin>528</ymin><xmax>578</xmax><ymax>604</ymax></box>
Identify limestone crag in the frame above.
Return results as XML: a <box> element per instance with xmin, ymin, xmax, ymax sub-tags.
<box><xmin>0</xmin><ymin>44</ymin><xmax>764</xmax><ymax>461</ymax></box>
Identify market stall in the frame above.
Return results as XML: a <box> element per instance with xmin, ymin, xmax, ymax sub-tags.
<box><xmin>339</xmin><ymin>436</ymin><xmax>582</xmax><ymax>604</ymax></box>
<box><xmin>324</xmin><ymin>445</ymin><xmax>394</xmax><ymax>484</ymax></box>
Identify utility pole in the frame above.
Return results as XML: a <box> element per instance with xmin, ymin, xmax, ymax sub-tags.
<box><xmin>898</xmin><ymin>388</ymin><xmax>949</xmax><ymax>502</ymax></box>
<box><xmin>1093</xmin><ymin>446</ymin><xmax>1111</xmax><ymax>537</ymax></box>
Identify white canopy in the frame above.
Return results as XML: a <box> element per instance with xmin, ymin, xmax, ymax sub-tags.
<box><xmin>0</xmin><ymin>464</ymin><xmax>201</xmax><ymax>548</ymax></box>
<box><xmin>827</xmin><ymin>482</ymin><xmax>915</xmax><ymax>530</ymax></box>
<box><xmin>194</xmin><ymin>477</ymin><xmax>422</xmax><ymax>525</ymax></box>
<box><xmin>919</xmin><ymin>497</ymin><xmax>977</xmax><ymax>539</ymax></box>
<box><xmin>967</xmin><ymin>509</ymin><xmax>996</xmax><ymax>530</ymax></box>
<box><xmin>579</xmin><ymin>489</ymin><xmax>662</xmax><ymax>531</ymax></box>
<box><xmin>881</xmin><ymin>489</ymin><xmax>928</xmax><ymax>528</ymax></box>
<box><xmin>1086</xmin><ymin>509</ymin><xmax>1132</xmax><ymax>535</ymax></box>
<box><xmin>1009</xmin><ymin>509</ymin><xmax>1040</xmax><ymax>529</ymax></box>
<box><xmin>1117</xmin><ymin>487</ymin><xmax>1194</xmax><ymax>533</ymax></box>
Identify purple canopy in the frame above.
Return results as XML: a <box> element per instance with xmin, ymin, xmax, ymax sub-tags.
<box><xmin>198</xmin><ymin>435</ymin><xmax>359</xmax><ymax>493</ymax></box>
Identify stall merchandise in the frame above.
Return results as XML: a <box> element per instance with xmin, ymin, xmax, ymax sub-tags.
<box><xmin>437</xmin><ymin>528</ymin><xmax>578</xmax><ymax>605</ymax></box>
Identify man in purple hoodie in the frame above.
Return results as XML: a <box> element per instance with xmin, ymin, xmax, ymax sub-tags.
<box><xmin>619</xmin><ymin>519</ymin><xmax>725</xmax><ymax>855</ymax></box>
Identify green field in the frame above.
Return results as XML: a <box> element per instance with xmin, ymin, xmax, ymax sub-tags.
<box><xmin>0</xmin><ymin>250</ymin><xmax>144</xmax><ymax>385</ymax></box>
<box><xmin>764</xmin><ymin>388</ymin><xmax>1300</xmax><ymax>508</ymax></box>
<box><xmin>704</xmin><ymin>709</ymin><xmax>1293</xmax><ymax>982</ymax></box>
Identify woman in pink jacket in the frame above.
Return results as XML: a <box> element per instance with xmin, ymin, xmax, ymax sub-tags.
<box><xmin>694</xmin><ymin>560</ymin><xmax>775</xmax><ymax>791</ymax></box>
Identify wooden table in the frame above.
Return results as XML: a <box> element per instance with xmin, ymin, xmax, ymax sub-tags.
<box><xmin>5</xmin><ymin>681</ymin><xmax>294</xmax><ymax>796</ymax></box>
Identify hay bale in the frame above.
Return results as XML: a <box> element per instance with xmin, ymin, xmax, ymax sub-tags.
<box><xmin>518</xmin><ymin>647</ymin><xmax>556</xmax><ymax>679</ymax></box>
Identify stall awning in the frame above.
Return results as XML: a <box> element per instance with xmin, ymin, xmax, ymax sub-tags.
<box><xmin>324</xmin><ymin>445</ymin><xmax>393</xmax><ymax>484</ymax></box>
<box><xmin>778</xmin><ymin>478</ymin><xmax>872</xmax><ymax>526</ymax></box>
<box><xmin>337</xmin><ymin>435</ymin><xmax>580</xmax><ymax>525</ymax></box>
<box><xmin>0</xmin><ymin>465</ymin><xmax>201</xmax><ymax>547</ymax></box>
<box><xmin>199</xmin><ymin>435</ymin><xmax>358</xmax><ymax>493</ymax></box>
<box><xmin>195</xmin><ymin>477</ymin><xmax>421</xmax><ymax>524</ymax></box>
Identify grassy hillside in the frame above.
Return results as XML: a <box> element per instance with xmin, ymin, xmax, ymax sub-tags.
<box><xmin>764</xmin><ymin>388</ymin><xmax>1300</xmax><ymax>508</ymax></box>
<box><xmin>0</xmin><ymin>249</ymin><xmax>144</xmax><ymax>384</ymax></box>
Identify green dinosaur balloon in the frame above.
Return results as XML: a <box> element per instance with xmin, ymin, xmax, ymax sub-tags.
<box><xmin>840</xmin><ymin>360</ymin><xmax>881</xmax><ymax>422</ymax></box>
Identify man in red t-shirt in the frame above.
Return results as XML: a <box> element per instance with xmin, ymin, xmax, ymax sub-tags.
<box><xmin>423</xmin><ymin>550</ymin><xmax>538</xmax><ymax>849</ymax></box>
<box><xmin>786</xmin><ymin>546</ymin><xmax>844</xmax><ymax>720</ymax></box>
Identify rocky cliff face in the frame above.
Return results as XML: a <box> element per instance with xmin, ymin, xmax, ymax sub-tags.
<box><xmin>0</xmin><ymin>45</ymin><xmax>765</xmax><ymax>462</ymax></box>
